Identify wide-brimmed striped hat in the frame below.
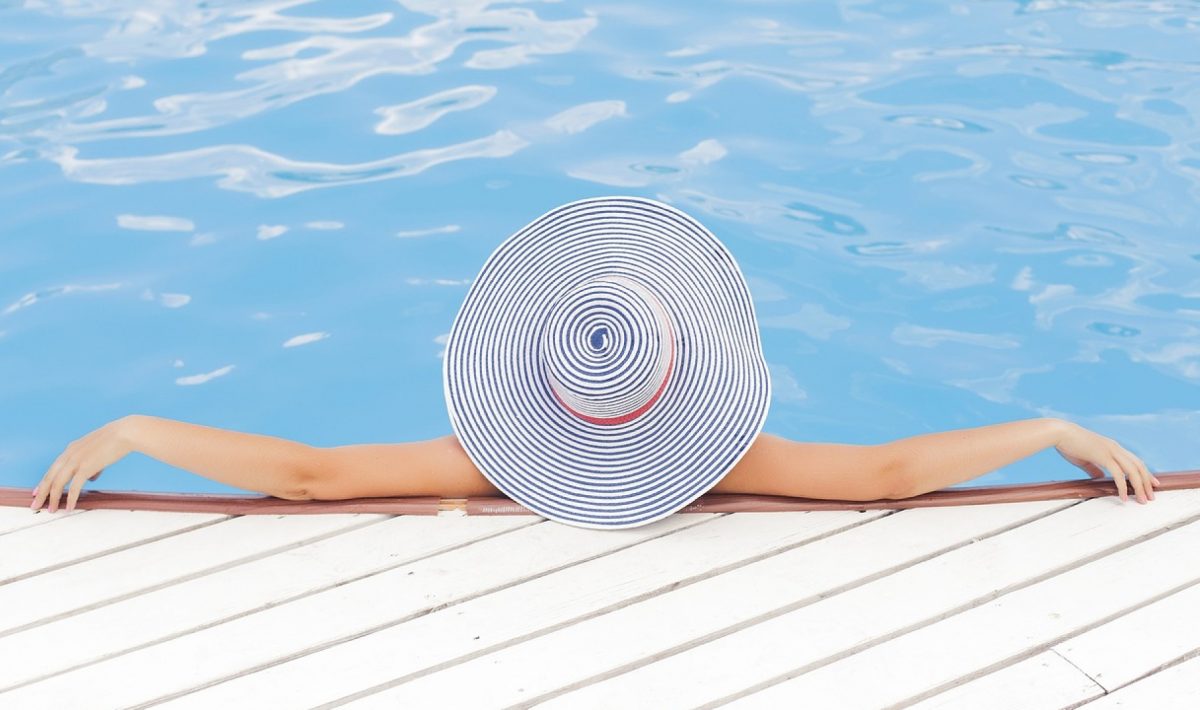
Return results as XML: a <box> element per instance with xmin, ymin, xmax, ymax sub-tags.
<box><xmin>442</xmin><ymin>195</ymin><xmax>772</xmax><ymax>529</ymax></box>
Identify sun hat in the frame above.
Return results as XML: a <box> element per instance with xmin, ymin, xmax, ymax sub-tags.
<box><xmin>442</xmin><ymin>195</ymin><xmax>772</xmax><ymax>530</ymax></box>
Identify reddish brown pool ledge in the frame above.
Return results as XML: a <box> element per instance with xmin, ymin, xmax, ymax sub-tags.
<box><xmin>4</xmin><ymin>470</ymin><xmax>1199</xmax><ymax>516</ymax></box>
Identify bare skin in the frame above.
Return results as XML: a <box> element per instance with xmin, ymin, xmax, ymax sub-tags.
<box><xmin>30</xmin><ymin>415</ymin><xmax>1160</xmax><ymax>514</ymax></box>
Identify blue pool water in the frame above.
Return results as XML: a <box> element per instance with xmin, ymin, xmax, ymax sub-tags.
<box><xmin>2</xmin><ymin>1</ymin><xmax>1198</xmax><ymax>496</ymax></box>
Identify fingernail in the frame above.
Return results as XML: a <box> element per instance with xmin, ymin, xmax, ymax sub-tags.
<box><xmin>29</xmin><ymin>499</ymin><xmax>36</xmax><ymax>509</ymax></box>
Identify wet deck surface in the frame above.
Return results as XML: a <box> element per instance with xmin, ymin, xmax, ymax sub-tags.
<box><xmin>3</xmin><ymin>489</ymin><xmax>1199</xmax><ymax>709</ymax></box>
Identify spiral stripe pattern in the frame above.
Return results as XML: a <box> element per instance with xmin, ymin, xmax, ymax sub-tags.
<box><xmin>542</xmin><ymin>274</ymin><xmax>676</xmax><ymax>426</ymax></box>
<box><xmin>443</xmin><ymin>196</ymin><xmax>772</xmax><ymax>529</ymax></box>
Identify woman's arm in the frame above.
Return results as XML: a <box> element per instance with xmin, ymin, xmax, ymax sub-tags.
<box><xmin>31</xmin><ymin>414</ymin><xmax>497</xmax><ymax>513</ymax></box>
<box><xmin>714</xmin><ymin>417</ymin><xmax>1159</xmax><ymax>504</ymax></box>
<box><xmin>109</xmin><ymin>417</ymin><xmax>497</xmax><ymax>501</ymax></box>
<box><xmin>118</xmin><ymin>415</ymin><xmax>318</xmax><ymax>501</ymax></box>
<box><xmin>880</xmin><ymin>416</ymin><xmax>1069</xmax><ymax>497</ymax></box>
<box><xmin>32</xmin><ymin>414</ymin><xmax>319</xmax><ymax>512</ymax></box>
<box><xmin>881</xmin><ymin>417</ymin><xmax>1159</xmax><ymax>502</ymax></box>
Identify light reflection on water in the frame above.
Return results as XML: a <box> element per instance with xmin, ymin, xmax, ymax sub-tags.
<box><xmin>1</xmin><ymin>0</ymin><xmax>1198</xmax><ymax>493</ymax></box>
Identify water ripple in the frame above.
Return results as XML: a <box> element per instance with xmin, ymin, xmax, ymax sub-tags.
<box><xmin>893</xmin><ymin>42</ymin><xmax>1200</xmax><ymax>74</ymax></box>
<box><xmin>29</xmin><ymin>6</ymin><xmax>594</xmax><ymax>144</ymax></box>
<box><xmin>374</xmin><ymin>85</ymin><xmax>497</xmax><ymax>135</ymax></box>
<box><xmin>567</xmin><ymin>138</ymin><xmax>727</xmax><ymax>188</ymax></box>
<box><xmin>636</xmin><ymin>59</ymin><xmax>871</xmax><ymax>103</ymax></box>
<box><xmin>35</xmin><ymin>3</ymin><xmax>393</xmax><ymax>60</ymax></box>
<box><xmin>3</xmin><ymin>283</ymin><xmax>123</xmax><ymax>316</ymax></box>
<box><xmin>116</xmin><ymin>214</ymin><xmax>194</xmax><ymax>232</ymax></box>
<box><xmin>47</xmin><ymin>129</ymin><xmax>529</xmax><ymax>197</ymax></box>
<box><xmin>544</xmin><ymin>100</ymin><xmax>628</xmax><ymax>135</ymax></box>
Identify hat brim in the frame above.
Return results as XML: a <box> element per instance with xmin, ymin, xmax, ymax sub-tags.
<box><xmin>443</xmin><ymin>196</ymin><xmax>772</xmax><ymax>529</ymax></box>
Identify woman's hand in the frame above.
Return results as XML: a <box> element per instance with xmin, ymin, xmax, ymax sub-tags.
<box><xmin>1054</xmin><ymin>420</ymin><xmax>1160</xmax><ymax>504</ymax></box>
<box><xmin>31</xmin><ymin>416</ymin><xmax>137</xmax><ymax>513</ymax></box>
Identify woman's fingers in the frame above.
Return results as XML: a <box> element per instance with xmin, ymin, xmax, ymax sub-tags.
<box><xmin>1115</xmin><ymin>448</ymin><xmax>1154</xmax><ymax>502</ymax></box>
<box><xmin>1129</xmin><ymin>453</ymin><xmax>1155</xmax><ymax>501</ymax></box>
<box><xmin>1141</xmin><ymin>459</ymin><xmax>1161</xmax><ymax>487</ymax></box>
<box><xmin>36</xmin><ymin>451</ymin><xmax>104</xmax><ymax>513</ymax></box>
<box><xmin>1053</xmin><ymin>423</ymin><xmax>1160</xmax><ymax>504</ymax></box>
<box><xmin>32</xmin><ymin>456</ymin><xmax>63</xmax><ymax>509</ymax></box>
<box><xmin>1112</xmin><ymin>452</ymin><xmax>1148</xmax><ymax>504</ymax></box>
<box><xmin>34</xmin><ymin>442</ymin><xmax>74</xmax><ymax>510</ymax></box>
<box><xmin>46</xmin><ymin>461</ymin><xmax>75</xmax><ymax>513</ymax></box>
<box><xmin>31</xmin><ymin>467</ymin><xmax>53</xmax><ymax>511</ymax></box>
<box><xmin>36</xmin><ymin>449</ymin><xmax>81</xmax><ymax>513</ymax></box>
<box><xmin>66</xmin><ymin>472</ymin><xmax>88</xmax><ymax>513</ymax></box>
<box><xmin>1104</xmin><ymin>456</ymin><xmax>1130</xmax><ymax>503</ymax></box>
<box><xmin>34</xmin><ymin>420</ymin><xmax>128</xmax><ymax>512</ymax></box>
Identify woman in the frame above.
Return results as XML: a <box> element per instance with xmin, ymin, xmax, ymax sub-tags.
<box><xmin>30</xmin><ymin>414</ymin><xmax>1158</xmax><ymax>514</ymax></box>
<box><xmin>27</xmin><ymin>196</ymin><xmax>1162</xmax><ymax>516</ymax></box>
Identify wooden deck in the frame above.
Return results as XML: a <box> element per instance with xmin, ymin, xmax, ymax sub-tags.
<box><xmin>2</xmin><ymin>488</ymin><xmax>1199</xmax><ymax>709</ymax></box>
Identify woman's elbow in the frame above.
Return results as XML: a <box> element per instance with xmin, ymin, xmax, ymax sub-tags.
<box><xmin>275</xmin><ymin>445</ymin><xmax>328</xmax><ymax>501</ymax></box>
<box><xmin>274</xmin><ymin>486</ymin><xmax>314</xmax><ymax>501</ymax></box>
<box><xmin>275</xmin><ymin>471</ymin><xmax>316</xmax><ymax>501</ymax></box>
<box><xmin>875</xmin><ymin>446</ymin><xmax>919</xmax><ymax>500</ymax></box>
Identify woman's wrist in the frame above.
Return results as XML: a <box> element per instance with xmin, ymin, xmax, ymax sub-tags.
<box><xmin>116</xmin><ymin>414</ymin><xmax>148</xmax><ymax>454</ymax></box>
<box><xmin>1044</xmin><ymin>417</ymin><xmax>1077</xmax><ymax>446</ymax></box>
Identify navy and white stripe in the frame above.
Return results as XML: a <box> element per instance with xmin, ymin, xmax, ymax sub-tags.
<box><xmin>443</xmin><ymin>196</ymin><xmax>772</xmax><ymax>529</ymax></box>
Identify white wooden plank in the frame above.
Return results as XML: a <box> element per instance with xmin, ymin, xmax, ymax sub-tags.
<box><xmin>1076</xmin><ymin>653</ymin><xmax>1200</xmax><ymax>709</ymax></box>
<box><xmin>725</xmin><ymin>514</ymin><xmax>1200</xmax><ymax>708</ymax></box>
<box><xmin>0</xmin><ymin>509</ymin><xmax>228</xmax><ymax>584</ymax></box>
<box><xmin>906</xmin><ymin>651</ymin><xmax>1105</xmax><ymax>710</ymax></box>
<box><xmin>0</xmin><ymin>505</ymin><xmax>78</xmax><ymax>535</ymax></box>
<box><xmin>154</xmin><ymin>507</ymin><xmax>889</xmax><ymax>709</ymax></box>
<box><xmin>536</xmin><ymin>488</ymin><xmax>1200</xmax><ymax>709</ymax></box>
<box><xmin>0</xmin><ymin>511</ymin><xmax>718</xmax><ymax>709</ymax></box>
<box><xmin>0</xmin><ymin>511</ymin><xmax>385</xmax><ymax>636</ymax></box>
<box><xmin>1054</xmin><ymin>580</ymin><xmax>1200</xmax><ymax>691</ymax></box>
<box><xmin>0</xmin><ymin>513</ymin><xmax>532</xmax><ymax>692</ymax></box>
<box><xmin>328</xmin><ymin>500</ymin><xmax>1071</xmax><ymax>709</ymax></box>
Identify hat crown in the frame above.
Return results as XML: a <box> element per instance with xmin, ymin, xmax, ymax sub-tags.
<box><xmin>540</xmin><ymin>273</ymin><xmax>675</xmax><ymax>426</ymax></box>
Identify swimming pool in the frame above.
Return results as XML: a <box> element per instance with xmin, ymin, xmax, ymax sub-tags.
<box><xmin>2</xmin><ymin>0</ymin><xmax>1197</xmax><ymax>496</ymax></box>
